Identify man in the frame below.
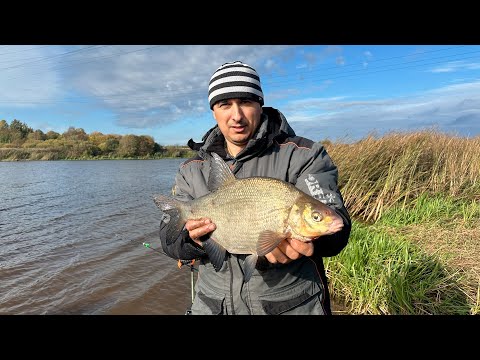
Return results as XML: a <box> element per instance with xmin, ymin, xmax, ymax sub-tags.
<box><xmin>160</xmin><ymin>61</ymin><xmax>351</xmax><ymax>315</ymax></box>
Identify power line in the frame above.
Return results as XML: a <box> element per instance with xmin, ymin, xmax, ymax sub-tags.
<box><xmin>2</xmin><ymin>45</ymin><xmax>164</xmax><ymax>80</ymax></box>
<box><xmin>2</xmin><ymin>48</ymin><xmax>480</xmax><ymax>106</ymax></box>
<box><xmin>0</xmin><ymin>45</ymin><xmax>106</xmax><ymax>71</ymax></box>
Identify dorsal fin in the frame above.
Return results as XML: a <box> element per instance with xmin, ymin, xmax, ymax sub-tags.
<box><xmin>207</xmin><ymin>152</ymin><xmax>236</xmax><ymax>191</ymax></box>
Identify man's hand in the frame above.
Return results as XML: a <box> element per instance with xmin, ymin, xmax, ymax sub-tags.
<box><xmin>264</xmin><ymin>238</ymin><xmax>314</xmax><ymax>264</ymax></box>
<box><xmin>185</xmin><ymin>217</ymin><xmax>216</xmax><ymax>247</ymax></box>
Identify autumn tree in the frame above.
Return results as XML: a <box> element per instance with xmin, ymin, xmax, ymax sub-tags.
<box><xmin>28</xmin><ymin>129</ymin><xmax>46</xmax><ymax>141</ymax></box>
<box><xmin>137</xmin><ymin>135</ymin><xmax>155</xmax><ymax>156</ymax></box>
<box><xmin>63</xmin><ymin>126</ymin><xmax>88</xmax><ymax>141</ymax></box>
<box><xmin>9</xmin><ymin>119</ymin><xmax>33</xmax><ymax>143</ymax></box>
<box><xmin>118</xmin><ymin>134</ymin><xmax>139</xmax><ymax>157</ymax></box>
<box><xmin>88</xmin><ymin>131</ymin><xmax>106</xmax><ymax>145</ymax></box>
<box><xmin>45</xmin><ymin>130</ymin><xmax>60</xmax><ymax>140</ymax></box>
<box><xmin>98</xmin><ymin>136</ymin><xmax>120</xmax><ymax>154</ymax></box>
<box><xmin>0</xmin><ymin>120</ymin><xmax>10</xmax><ymax>143</ymax></box>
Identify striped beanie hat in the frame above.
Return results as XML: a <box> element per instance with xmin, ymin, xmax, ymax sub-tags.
<box><xmin>208</xmin><ymin>61</ymin><xmax>264</xmax><ymax>110</ymax></box>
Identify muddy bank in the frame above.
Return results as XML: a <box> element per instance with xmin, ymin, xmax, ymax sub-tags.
<box><xmin>331</xmin><ymin>299</ymin><xmax>350</xmax><ymax>315</ymax></box>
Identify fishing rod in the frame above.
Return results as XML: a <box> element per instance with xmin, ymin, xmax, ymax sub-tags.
<box><xmin>117</xmin><ymin>234</ymin><xmax>198</xmax><ymax>313</ymax></box>
<box><xmin>141</xmin><ymin>241</ymin><xmax>168</xmax><ymax>256</ymax></box>
<box><xmin>142</xmin><ymin>242</ymin><xmax>198</xmax><ymax>314</ymax></box>
<box><xmin>142</xmin><ymin>241</ymin><xmax>198</xmax><ymax>272</ymax></box>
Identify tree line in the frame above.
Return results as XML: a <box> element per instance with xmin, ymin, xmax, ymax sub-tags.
<box><xmin>0</xmin><ymin>119</ymin><xmax>196</xmax><ymax>161</ymax></box>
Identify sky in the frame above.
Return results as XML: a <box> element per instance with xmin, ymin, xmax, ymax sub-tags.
<box><xmin>1</xmin><ymin>44</ymin><xmax>480</xmax><ymax>145</ymax></box>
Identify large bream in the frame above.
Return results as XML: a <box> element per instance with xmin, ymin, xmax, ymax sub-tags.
<box><xmin>154</xmin><ymin>152</ymin><xmax>344</xmax><ymax>282</ymax></box>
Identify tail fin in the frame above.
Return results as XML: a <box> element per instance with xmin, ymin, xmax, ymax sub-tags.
<box><xmin>153</xmin><ymin>194</ymin><xmax>189</xmax><ymax>245</ymax></box>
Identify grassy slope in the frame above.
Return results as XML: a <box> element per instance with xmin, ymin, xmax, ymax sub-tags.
<box><xmin>323</xmin><ymin>130</ymin><xmax>480</xmax><ymax>315</ymax></box>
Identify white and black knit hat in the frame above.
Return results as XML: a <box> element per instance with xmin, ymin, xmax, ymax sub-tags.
<box><xmin>208</xmin><ymin>61</ymin><xmax>264</xmax><ymax>110</ymax></box>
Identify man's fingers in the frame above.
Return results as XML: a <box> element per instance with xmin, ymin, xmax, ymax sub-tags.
<box><xmin>265</xmin><ymin>239</ymin><xmax>315</xmax><ymax>264</ymax></box>
<box><xmin>185</xmin><ymin>218</ymin><xmax>210</xmax><ymax>232</ymax></box>
<box><xmin>277</xmin><ymin>239</ymin><xmax>302</xmax><ymax>260</ymax></box>
<box><xmin>288</xmin><ymin>238</ymin><xmax>314</xmax><ymax>257</ymax></box>
<box><xmin>265</xmin><ymin>246</ymin><xmax>291</xmax><ymax>264</ymax></box>
<box><xmin>264</xmin><ymin>252</ymin><xmax>277</xmax><ymax>263</ymax></box>
<box><xmin>185</xmin><ymin>218</ymin><xmax>216</xmax><ymax>241</ymax></box>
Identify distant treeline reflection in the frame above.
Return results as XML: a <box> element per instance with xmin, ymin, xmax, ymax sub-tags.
<box><xmin>0</xmin><ymin>119</ymin><xmax>196</xmax><ymax>160</ymax></box>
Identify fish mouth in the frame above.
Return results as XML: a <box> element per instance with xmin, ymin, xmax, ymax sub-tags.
<box><xmin>327</xmin><ymin>217</ymin><xmax>344</xmax><ymax>234</ymax></box>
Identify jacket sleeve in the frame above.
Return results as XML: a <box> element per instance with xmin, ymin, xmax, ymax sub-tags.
<box><xmin>159</xmin><ymin>168</ymin><xmax>207</xmax><ymax>260</ymax></box>
<box><xmin>291</xmin><ymin>142</ymin><xmax>352</xmax><ymax>257</ymax></box>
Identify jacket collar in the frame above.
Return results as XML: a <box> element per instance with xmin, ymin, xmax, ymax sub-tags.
<box><xmin>187</xmin><ymin>107</ymin><xmax>296</xmax><ymax>160</ymax></box>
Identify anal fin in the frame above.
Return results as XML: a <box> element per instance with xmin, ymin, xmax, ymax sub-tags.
<box><xmin>243</xmin><ymin>254</ymin><xmax>258</xmax><ymax>283</ymax></box>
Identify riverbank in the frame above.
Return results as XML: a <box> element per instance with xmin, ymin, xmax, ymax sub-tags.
<box><xmin>0</xmin><ymin>147</ymin><xmax>195</xmax><ymax>161</ymax></box>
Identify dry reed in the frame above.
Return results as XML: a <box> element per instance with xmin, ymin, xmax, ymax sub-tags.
<box><xmin>326</xmin><ymin>130</ymin><xmax>480</xmax><ymax>222</ymax></box>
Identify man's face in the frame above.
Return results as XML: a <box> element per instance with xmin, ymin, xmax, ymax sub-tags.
<box><xmin>212</xmin><ymin>98</ymin><xmax>262</xmax><ymax>147</ymax></box>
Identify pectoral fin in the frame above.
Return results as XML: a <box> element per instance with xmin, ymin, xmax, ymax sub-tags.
<box><xmin>256</xmin><ymin>230</ymin><xmax>289</xmax><ymax>257</ymax></box>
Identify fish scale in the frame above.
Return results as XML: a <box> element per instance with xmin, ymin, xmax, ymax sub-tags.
<box><xmin>189</xmin><ymin>177</ymin><xmax>300</xmax><ymax>254</ymax></box>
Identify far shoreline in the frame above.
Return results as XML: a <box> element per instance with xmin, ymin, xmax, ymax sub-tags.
<box><xmin>0</xmin><ymin>156</ymin><xmax>190</xmax><ymax>162</ymax></box>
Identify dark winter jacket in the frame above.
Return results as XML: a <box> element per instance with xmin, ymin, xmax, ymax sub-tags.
<box><xmin>160</xmin><ymin>107</ymin><xmax>351</xmax><ymax>315</ymax></box>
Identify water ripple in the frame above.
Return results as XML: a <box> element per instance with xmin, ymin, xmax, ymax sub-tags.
<box><xmin>0</xmin><ymin>159</ymin><xmax>190</xmax><ymax>314</ymax></box>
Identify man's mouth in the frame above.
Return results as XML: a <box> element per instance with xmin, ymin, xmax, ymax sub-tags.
<box><xmin>231</xmin><ymin>125</ymin><xmax>246</xmax><ymax>133</ymax></box>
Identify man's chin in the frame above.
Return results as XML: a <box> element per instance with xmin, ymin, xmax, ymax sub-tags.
<box><xmin>229</xmin><ymin>135</ymin><xmax>250</xmax><ymax>145</ymax></box>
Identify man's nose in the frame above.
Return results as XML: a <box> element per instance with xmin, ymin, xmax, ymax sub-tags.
<box><xmin>230</xmin><ymin>102</ymin><xmax>243</xmax><ymax>121</ymax></box>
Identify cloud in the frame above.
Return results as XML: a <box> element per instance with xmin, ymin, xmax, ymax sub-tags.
<box><xmin>281</xmin><ymin>80</ymin><xmax>480</xmax><ymax>141</ymax></box>
<box><xmin>0</xmin><ymin>45</ymin><xmax>293</xmax><ymax>127</ymax></box>
<box><xmin>0</xmin><ymin>45</ymin><xmax>67</xmax><ymax>107</ymax></box>
<box><xmin>429</xmin><ymin>60</ymin><xmax>480</xmax><ymax>73</ymax></box>
<box><xmin>2</xmin><ymin>45</ymin><xmax>480</xmax><ymax>144</ymax></box>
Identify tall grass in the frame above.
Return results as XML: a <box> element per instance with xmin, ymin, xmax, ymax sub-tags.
<box><xmin>323</xmin><ymin>129</ymin><xmax>480</xmax><ymax>314</ymax></box>
<box><xmin>326</xmin><ymin>130</ymin><xmax>480</xmax><ymax>221</ymax></box>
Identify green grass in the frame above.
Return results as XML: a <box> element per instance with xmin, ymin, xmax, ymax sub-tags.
<box><xmin>325</xmin><ymin>220</ymin><xmax>473</xmax><ymax>315</ymax></box>
<box><xmin>380</xmin><ymin>193</ymin><xmax>480</xmax><ymax>229</ymax></box>
<box><xmin>325</xmin><ymin>193</ymin><xmax>479</xmax><ymax>315</ymax></box>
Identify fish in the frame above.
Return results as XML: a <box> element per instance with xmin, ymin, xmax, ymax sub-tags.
<box><xmin>153</xmin><ymin>152</ymin><xmax>344</xmax><ymax>283</ymax></box>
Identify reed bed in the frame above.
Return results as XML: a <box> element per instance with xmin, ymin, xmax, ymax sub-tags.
<box><xmin>326</xmin><ymin>130</ymin><xmax>480</xmax><ymax>222</ymax></box>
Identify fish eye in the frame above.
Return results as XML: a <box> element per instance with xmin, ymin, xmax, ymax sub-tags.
<box><xmin>312</xmin><ymin>211</ymin><xmax>323</xmax><ymax>222</ymax></box>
